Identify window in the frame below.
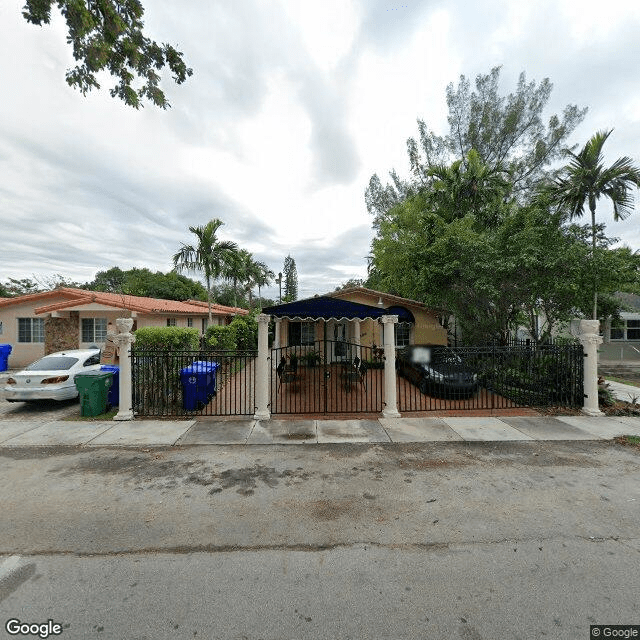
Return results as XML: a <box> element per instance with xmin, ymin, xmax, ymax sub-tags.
<box><xmin>81</xmin><ymin>318</ymin><xmax>107</xmax><ymax>343</ymax></box>
<box><xmin>628</xmin><ymin>320</ymin><xmax>640</xmax><ymax>340</ymax></box>
<box><xmin>395</xmin><ymin>322</ymin><xmax>411</xmax><ymax>347</ymax></box>
<box><xmin>166</xmin><ymin>318</ymin><xmax>177</xmax><ymax>327</ymax></box>
<box><xmin>187</xmin><ymin>318</ymin><xmax>193</xmax><ymax>328</ymax></box>
<box><xmin>18</xmin><ymin>318</ymin><xmax>44</xmax><ymax>343</ymax></box>
<box><xmin>202</xmin><ymin>318</ymin><xmax>208</xmax><ymax>333</ymax></box>
<box><xmin>610</xmin><ymin>318</ymin><xmax>640</xmax><ymax>341</ymax></box>
<box><xmin>288</xmin><ymin>322</ymin><xmax>315</xmax><ymax>346</ymax></box>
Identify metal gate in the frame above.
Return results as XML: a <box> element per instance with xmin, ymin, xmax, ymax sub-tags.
<box><xmin>397</xmin><ymin>343</ymin><xmax>584</xmax><ymax>412</ymax></box>
<box><xmin>270</xmin><ymin>340</ymin><xmax>383</xmax><ymax>415</ymax></box>
<box><xmin>132</xmin><ymin>349</ymin><xmax>256</xmax><ymax>417</ymax></box>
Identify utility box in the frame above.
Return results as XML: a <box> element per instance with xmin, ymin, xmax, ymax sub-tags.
<box><xmin>180</xmin><ymin>361</ymin><xmax>219</xmax><ymax>411</ymax></box>
<box><xmin>75</xmin><ymin>370</ymin><xmax>113</xmax><ymax>417</ymax></box>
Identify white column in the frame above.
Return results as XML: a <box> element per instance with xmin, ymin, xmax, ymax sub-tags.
<box><xmin>254</xmin><ymin>313</ymin><xmax>271</xmax><ymax>420</ymax></box>
<box><xmin>381</xmin><ymin>315</ymin><xmax>400</xmax><ymax>418</ymax></box>
<box><xmin>274</xmin><ymin>318</ymin><xmax>281</xmax><ymax>350</ymax></box>
<box><xmin>578</xmin><ymin>319</ymin><xmax>603</xmax><ymax>416</ymax></box>
<box><xmin>111</xmin><ymin>317</ymin><xmax>135</xmax><ymax>421</ymax></box>
<box><xmin>354</xmin><ymin>319</ymin><xmax>361</xmax><ymax>360</ymax></box>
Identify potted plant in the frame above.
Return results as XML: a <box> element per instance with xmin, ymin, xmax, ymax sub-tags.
<box><xmin>302</xmin><ymin>350</ymin><xmax>321</xmax><ymax>367</ymax></box>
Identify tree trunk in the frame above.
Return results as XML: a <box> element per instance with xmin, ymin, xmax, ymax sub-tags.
<box><xmin>591</xmin><ymin>204</ymin><xmax>598</xmax><ymax>320</ymax></box>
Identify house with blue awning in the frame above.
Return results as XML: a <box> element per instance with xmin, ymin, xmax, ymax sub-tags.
<box><xmin>263</xmin><ymin>287</ymin><xmax>447</xmax><ymax>362</ymax></box>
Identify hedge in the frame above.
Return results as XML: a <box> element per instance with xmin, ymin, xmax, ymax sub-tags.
<box><xmin>134</xmin><ymin>327</ymin><xmax>199</xmax><ymax>351</ymax></box>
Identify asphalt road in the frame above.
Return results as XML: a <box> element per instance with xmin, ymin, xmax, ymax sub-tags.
<box><xmin>1</xmin><ymin>440</ymin><xmax>639</xmax><ymax>639</ymax></box>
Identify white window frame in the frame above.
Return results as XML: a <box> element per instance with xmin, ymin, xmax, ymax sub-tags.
<box><xmin>394</xmin><ymin>322</ymin><xmax>412</xmax><ymax>347</ymax></box>
<box><xmin>166</xmin><ymin>317</ymin><xmax>177</xmax><ymax>327</ymax></box>
<box><xmin>611</xmin><ymin>318</ymin><xmax>640</xmax><ymax>341</ymax></box>
<box><xmin>18</xmin><ymin>318</ymin><xmax>45</xmax><ymax>343</ymax></box>
<box><xmin>81</xmin><ymin>318</ymin><xmax>108</xmax><ymax>343</ymax></box>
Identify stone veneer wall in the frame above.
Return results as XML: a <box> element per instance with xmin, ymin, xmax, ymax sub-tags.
<box><xmin>44</xmin><ymin>314</ymin><xmax>79</xmax><ymax>354</ymax></box>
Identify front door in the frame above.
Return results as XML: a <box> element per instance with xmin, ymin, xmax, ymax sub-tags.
<box><xmin>333</xmin><ymin>322</ymin><xmax>350</xmax><ymax>361</ymax></box>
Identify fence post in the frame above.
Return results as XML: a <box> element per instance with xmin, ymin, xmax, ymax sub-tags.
<box><xmin>111</xmin><ymin>317</ymin><xmax>136</xmax><ymax>421</ymax></box>
<box><xmin>578</xmin><ymin>319</ymin><xmax>603</xmax><ymax>416</ymax></box>
<box><xmin>254</xmin><ymin>313</ymin><xmax>271</xmax><ymax>420</ymax></box>
<box><xmin>381</xmin><ymin>315</ymin><xmax>401</xmax><ymax>418</ymax></box>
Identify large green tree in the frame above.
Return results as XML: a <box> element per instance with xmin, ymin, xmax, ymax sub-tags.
<box><xmin>22</xmin><ymin>0</ymin><xmax>192</xmax><ymax>109</ymax></box>
<box><xmin>368</xmin><ymin>150</ymin><xmax>640</xmax><ymax>344</ymax></box>
<box><xmin>366</xmin><ymin>67</ymin><xmax>587</xmax><ymax>227</ymax></box>
<box><xmin>547</xmin><ymin>129</ymin><xmax>640</xmax><ymax>319</ymax></box>
<box><xmin>173</xmin><ymin>219</ymin><xmax>238</xmax><ymax>322</ymax></box>
<box><xmin>87</xmin><ymin>267</ymin><xmax>206</xmax><ymax>300</ymax></box>
<box><xmin>282</xmin><ymin>255</ymin><xmax>298</xmax><ymax>302</ymax></box>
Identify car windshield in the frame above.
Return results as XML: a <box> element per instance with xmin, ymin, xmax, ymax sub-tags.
<box><xmin>26</xmin><ymin>356</ymin><xmax>79</xmax><ymax>371</ymax></box>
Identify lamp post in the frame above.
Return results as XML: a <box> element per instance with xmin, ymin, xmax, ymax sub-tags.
<box><xmin>275</xmin><ymin>272</ymin><xmax>282</xmax><ymax>303</ymax></box>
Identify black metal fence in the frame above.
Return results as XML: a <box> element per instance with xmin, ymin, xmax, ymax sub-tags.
<box><xmin>132</xmin><ymin>349</ymin><xmax>257</xmax><ymax>417</ymax></box>
<box><xmin>270</xmin><ymin>340</ymin><xmax>384</xmax><ymax>415</ymax></box>
<box><xmin>397</xmin><ymin>342</ymin><xmax>584</xmax><ymax>412</ymax></box>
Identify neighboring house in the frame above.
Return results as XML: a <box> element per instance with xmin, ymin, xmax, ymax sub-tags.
<box><xmin>599</xmin><ymin>293</ymin><xmax>640</xmax><ymax>362</ymax></box>
<box><xmin>0</xmin><ymin>288</ymin><xmax>247</xmax><ymax>368</ymax></box>
<box><xmin>263</xmin><ymin>287</ymin><xmax>447</xmax><ymax>361</ymax></box>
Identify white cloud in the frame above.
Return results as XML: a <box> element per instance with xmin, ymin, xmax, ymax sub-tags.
<box><xmin>0</xmin><ymin>0</ymin><xmax>639</xmax><ymax>300</ymax></box>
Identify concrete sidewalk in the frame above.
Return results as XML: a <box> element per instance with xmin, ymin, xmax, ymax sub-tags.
<box><xmin>605</xmin><ymin>378</ymin><xmax>640</xmax><ymax>403</ymax></box>
<box><xmin>1</xmin><ymin>414</ymin><xmax>639</xmax><ymax>447</ymax></box>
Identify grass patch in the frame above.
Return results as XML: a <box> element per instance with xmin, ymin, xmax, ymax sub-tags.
<box><xmin>64</xmin><ymin>408</ymin><xmax>119</xmax><ymax>421</ymax></box>
<box><xmin>614</xmin><ymin>435</ymin><xmax>640</xmax><ymax>449</ymax></box>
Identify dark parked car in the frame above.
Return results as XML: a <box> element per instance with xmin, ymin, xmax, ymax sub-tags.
<box><xmin>396</xmin><ymin>344</ymin><xmax>478</xmax><ymax>398</ymax></box>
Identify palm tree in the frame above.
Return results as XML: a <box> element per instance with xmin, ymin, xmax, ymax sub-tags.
<box><xmin>222</xmin><ymin>248</ymin><xmax>254</xmax><ymax>308</ymax></box>
<box><xmin>549</xmin><ymin>130</ymin><xmax>640</xmax><ymax>319</ymax></box>
<box><xmin>173</xmin><ymin>219</ymin><xmax>238</xmax><ymax>323</ymax></box>
<box><xmin>427</xmin><ymin>149</ymin><xmax>511</xmax><ymax>227</ymax></box>
<box><xmin>253</xmin><ymin>260</ymin><xmax>275</xmax><ymax>307</ymax></box>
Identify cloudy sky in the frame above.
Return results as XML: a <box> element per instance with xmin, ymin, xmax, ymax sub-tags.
<box><xmin>1</xmin><ymin>0</ymin><xmax>639</xmax><ymax>301</ymax></box>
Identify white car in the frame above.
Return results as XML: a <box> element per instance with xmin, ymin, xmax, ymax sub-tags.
<box><xmin>4</xmin><ymin>348</ymin><xmax>102</xmax><ymax>402</ymax></box>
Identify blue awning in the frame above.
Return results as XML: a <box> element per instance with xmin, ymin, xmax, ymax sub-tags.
<box><xmin>263</xmin><ymin>296</ymin><xmax>390</xmax><ymax>321</ymax></box>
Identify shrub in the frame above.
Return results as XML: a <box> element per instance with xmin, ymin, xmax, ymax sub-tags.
<box><xmin>231</xmin><ymin>314</ymin><xmax>258</xmax><ymax>350</ymax></box>
<box><xmin>134</xmin><ymin>327</ymin><xmax>199</xmax><ymax>351</ymax></box>
<box><xmin>204</xmin><ymin>314</ymin><xmax>258</xmax><ymax>351</ymax></box>
<box><xmin>205</xmin><ymin>324</ymin><xmax>237</xmax><ymax>350</ymax></box>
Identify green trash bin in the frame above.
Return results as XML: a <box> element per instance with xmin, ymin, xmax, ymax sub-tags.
<box><xmin>75</xmin><ymin>370</ymin><xmax>113</xmax><ymax>417</ymax></box>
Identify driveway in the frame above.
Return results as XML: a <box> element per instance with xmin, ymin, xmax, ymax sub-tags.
<box><xmin>0</xmin><ymin>389</ymin><xmax>81</xmax><ymax>421</ymax></box>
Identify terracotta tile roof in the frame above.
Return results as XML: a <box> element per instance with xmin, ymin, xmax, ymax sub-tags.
<box><xmin>0</xmin><ymin>287</ymin><xmax>247</xmax><ymax>317</ymax></box>
<box><xmin>185</xmin><ymin>299</ymin><xmax>249</xmax><ymax>315</ymax></box>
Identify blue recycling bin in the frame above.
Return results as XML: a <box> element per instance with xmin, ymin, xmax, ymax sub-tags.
<box><xmin>0</xmin><ymin>345</ymin><xmax>11</xmax><ymax>372</ymax></box>
<box><xmin>100</xmin><ymin>365</ymin><xmax>120</xmax><ymax>407</ymax></box>
<box><xmin>180</xmin><ymin>361</ymin><xmax>219</xmax><ymax>411</ymax></box>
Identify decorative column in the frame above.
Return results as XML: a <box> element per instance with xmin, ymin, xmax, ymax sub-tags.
<box><xmin>274</xmin><ymin>318</ymin><xmax>281</xmax><ymax>350</ymax></box>
<box><xmin>110</xmin><ymin>317</ymin><xmax>136</xmax><ymax>421</ymax></box>
<box><xmin>578</xmin><ymin>319</ymin><xmax>603</xmax><ymax>416</ymax></box>
<box><xmin>254</xmin><ymin>313</ymin><xmax>271</xmax><ymax>421</ymax></box>
<box><xmin>353</xmin><ymin>319</ymin><xmax>361</xmax><ymax>361</ymax></box>
<box><xmin>381</xmin><ymin>315</ymin><xmax>400</xmax><ymax>418</ymax></box>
